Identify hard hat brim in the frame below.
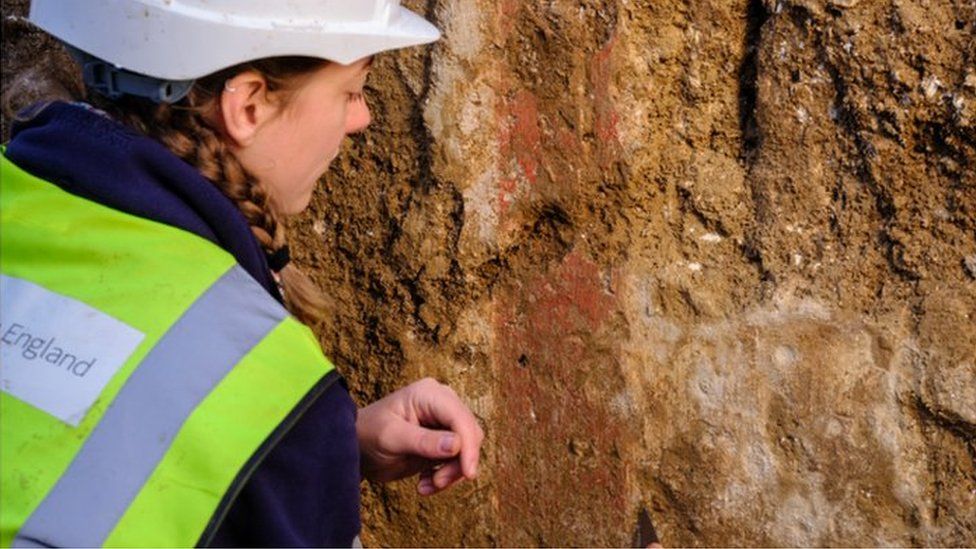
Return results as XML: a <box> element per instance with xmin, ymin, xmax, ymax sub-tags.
<box><xmin>31</xmin><ymin>2</ymin><xmax>441</xmax><ymax>80</ymax></box>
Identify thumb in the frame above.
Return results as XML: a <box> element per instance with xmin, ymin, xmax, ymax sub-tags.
<box><xmin>387</xmin><ymin>422</ymin><xmax>460</xmax><ymax>460</ymax></box>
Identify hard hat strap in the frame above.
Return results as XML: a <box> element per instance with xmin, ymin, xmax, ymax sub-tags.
<box><xmin>66</xmin><ymin>45</ymin><xmax>195</xmax><ymax>104</ymax></box>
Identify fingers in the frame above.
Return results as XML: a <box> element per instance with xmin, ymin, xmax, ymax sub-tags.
<box><xmin>418</xmin><ymin>470</ymin><xmax>435</xmax><ymax>496</ymax></box>
<box><xmin>411</xmin><ymin>378</ymin><xmax>486</xmax><ymax>480</ymax></box>
<box><xmin>417</xmin><ymin>459</ymin><xmax>464</xmax><ymax>496</ymax></box>
<box><xmin>433</xmin><ymin>459</ymin><xmax>463</xmax><ymax>489</ymax></box>
<box><xmin>382</xmin><ymin>420</ymin><xmax>462</xmax><ymax>462</ymax></box>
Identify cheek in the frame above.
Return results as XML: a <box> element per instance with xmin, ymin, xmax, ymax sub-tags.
<box><xmin>290</xmin><ymin>110</ymin><xmax>346</xmax><ymax>199</ymax></box>
<box><xmin>299</xmin><ymin>108</ymin><xmax>347</xmax><ymax>163</ymax></box>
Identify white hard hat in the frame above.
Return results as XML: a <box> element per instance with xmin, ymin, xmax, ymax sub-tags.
<box><xmin>29</xmin><ymin>0</ymin><xmax>441</xmax><ymax>81</ymax></box>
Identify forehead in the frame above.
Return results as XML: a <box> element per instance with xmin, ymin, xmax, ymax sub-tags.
<box><xmin>314</xmin><ymin>56</ymin><xmax>372</xmax><ymax>85</ymax></box>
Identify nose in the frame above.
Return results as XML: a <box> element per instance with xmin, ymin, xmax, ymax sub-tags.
<box><xmin>346</xmin><ymin>94</ymin><xmax>371</xmax><ymax>134</ymax></box>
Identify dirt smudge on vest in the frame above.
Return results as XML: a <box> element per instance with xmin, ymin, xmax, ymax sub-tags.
<box><xmin>4</xmin><ymin>0</ymin><xmax>974</xmax><ymax>545</ymax></box>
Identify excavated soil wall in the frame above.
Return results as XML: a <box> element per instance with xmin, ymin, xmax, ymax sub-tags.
<box><xmin>3</xmin><ymin>0</ymin><xmax>974</xmax><ymax>546</ymax></box>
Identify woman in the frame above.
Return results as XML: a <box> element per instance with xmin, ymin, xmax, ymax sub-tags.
<box><xmin>0</xmin><ymin>1</ymin><xmax>483</xmax><ymax>547</ymax></box>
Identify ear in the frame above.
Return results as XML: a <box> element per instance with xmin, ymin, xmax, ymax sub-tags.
<box><xmin>218</xmin><ymin>71</ymin><xmax>277</xmax><ymax>147</ymax></box>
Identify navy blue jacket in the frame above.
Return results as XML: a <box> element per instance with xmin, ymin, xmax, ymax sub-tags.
<box><xmin>6</xmin><ymin>101</ymin><xmax>362</xmax><ymax>547</ymax></box>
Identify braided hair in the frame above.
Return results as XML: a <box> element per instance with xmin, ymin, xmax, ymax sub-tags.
<box><xmin>88</xmin><ymin>58</ymin><xmax>330</xmax><ymax>326</ymax></box>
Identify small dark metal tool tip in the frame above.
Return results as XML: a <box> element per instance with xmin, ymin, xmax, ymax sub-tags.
<box><xmin>631</xmin><ymin>506</ymin><xmax>660</xmax><ymax>548</ymax></box>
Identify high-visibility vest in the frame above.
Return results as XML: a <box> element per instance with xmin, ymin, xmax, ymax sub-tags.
<box><xmin>0</xmin><ymin>153</ymin><xmax>337</xmax><ymax>547</ymax></box>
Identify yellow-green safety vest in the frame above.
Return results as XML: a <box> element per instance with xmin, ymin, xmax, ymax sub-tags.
<box><xmin>0</xmin><ymin>153</ymin><xmax>337</xmax><ymax>547</ymax></box>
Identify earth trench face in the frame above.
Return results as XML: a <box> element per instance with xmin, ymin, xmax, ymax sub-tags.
<box><xmin>3</xmin><ymin>0</ymin><xmax>974</xmax><ymax>545</ymax></box>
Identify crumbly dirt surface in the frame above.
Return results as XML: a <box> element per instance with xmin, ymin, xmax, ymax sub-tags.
<box><xmin>3</xmin><ymin>0</ymin><xmax>974</xmax><ymax>546</ymax></box>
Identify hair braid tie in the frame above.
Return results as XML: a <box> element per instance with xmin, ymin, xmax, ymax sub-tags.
<box><xmin>266</xmin><ymin>245</ymin><xmax>291</xmax><ymax>272</ymax></box>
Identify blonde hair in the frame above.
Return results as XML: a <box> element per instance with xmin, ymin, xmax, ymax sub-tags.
<box><xmin>4</xmin><ymin>55</ymin><xmax>330</xmax><ymax>326</ymax></box>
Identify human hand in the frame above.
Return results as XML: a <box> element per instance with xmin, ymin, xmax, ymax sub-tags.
<box><xmin>356</xmin><ymin>377</ymin><xmax>484</xmax><ymax>496</ymax></box>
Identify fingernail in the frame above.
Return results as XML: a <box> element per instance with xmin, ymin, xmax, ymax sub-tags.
<box><xmin>439</xmin><ymin>434</ymin><xmax>456</xmax><ymax>453</ymax></box>
<box><xmin>418</xmin><ymin>478</ymin><xmax>435</xmax><ymax>495</ymax></box>
<box><xmin>433</xmin><ymin>473</ymin><xmax>447</xmax><ymax>488</ymax></box>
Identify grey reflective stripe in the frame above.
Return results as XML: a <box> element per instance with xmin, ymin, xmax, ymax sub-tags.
<box><xmin>13</xmin><ymin>265</ymin><xmax>288</xmax><ymax>548</ymax></box>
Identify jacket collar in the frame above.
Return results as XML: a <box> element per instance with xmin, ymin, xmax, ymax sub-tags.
<box><xmin>6</xmin><ymin>101</ymin><xmax>282</xmax><ymax>301</ymax></box>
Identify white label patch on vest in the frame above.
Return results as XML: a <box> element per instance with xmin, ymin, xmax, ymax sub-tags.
<box><xmin>0</xmin><ymin>274</ymin><xmax>145</xmax><ymax>427</ymax></box>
